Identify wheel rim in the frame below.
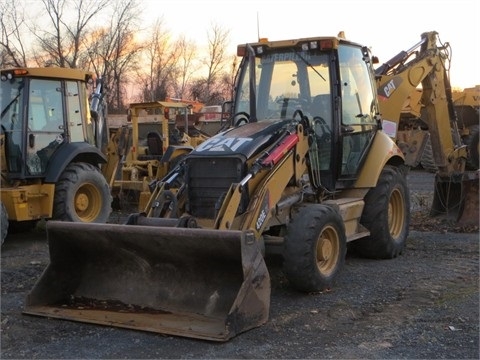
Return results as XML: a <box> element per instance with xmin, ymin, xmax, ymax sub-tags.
<box><xmin>388</xmin><ymin>188</ymin><xmax>405</xmax><ymax>240</ymax></box>
<box><xmin>315</xmin><ymin>225</ymin><xmax>340</xmax><ymax>276</ymax></box>
<box><xmin>74</xmin><ymin>182</ymin><xmax>102</xmax><ymax>222</ymax></box>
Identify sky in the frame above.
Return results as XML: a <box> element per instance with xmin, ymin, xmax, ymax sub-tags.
<box><xmin>141</xmin><ymin>0</ymin><xmax>480</xmax><ymax>89</ymax></box>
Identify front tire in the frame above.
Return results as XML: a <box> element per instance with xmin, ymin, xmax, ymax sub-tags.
<box><xmin>354</xmin><ymin>165</ymin><xmax>410</xmax><ymax>259</ymax></box>
<box><xmin>53</xmin><ymin>162</ymin><xmax>112</xmax><ymax>223</ymax></box>
<box><xmin>283</xmin><ymin>204</ymin><xmax>346</xmax><ymax>292</ymax></box>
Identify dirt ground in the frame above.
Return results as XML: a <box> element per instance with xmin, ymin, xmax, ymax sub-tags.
<box><xmin>1</xmin><ymin>170</ymin><xmax>479</xmax><ymax>359</ymax></box>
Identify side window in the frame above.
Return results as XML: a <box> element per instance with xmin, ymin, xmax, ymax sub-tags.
<box><xmin>66</xmin><ymin>81</ymin><xmax>84</xmax><ymax>142</ymax></box>
<box><xmin>339</xmin><ymin>46</ymin><xmax>376</xmax><ymax>125</ymax></box>
<box><xmin>28</xmin><ymin>79</ymin><xmax>64</xmax><ymax>132</ymax></box>
<box><xmin>1</xmin><ymin>78</ymin><xmax>24</xmax><ymax>174</ymax></box>
<box><xmin>235</xmin><ymin>57</ymin><xmax>252</xmax><ymax>117</ymax></box>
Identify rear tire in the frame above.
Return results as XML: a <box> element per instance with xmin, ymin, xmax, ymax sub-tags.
<box><xmin>465</xmin><ymin>125</ymin><xmax>479</xmax><ymax>170</ymax></box>
<box><xmin>353</xmin><ymin>165</ymin><xmax>410</xmax><ymax>259</ymax></box>
<box><xmin>283</xmin><ymin>204</ymin><xmax>346</xmax><ymax>292</ymax></box>
<box><xmin>53</xmin><ymin>162</ymin><xmax>112</xmax><ymax>223</ymax></box>
<box><xmin>1</xmin><ymin>201</ymin><xmax>8</xmax><ymax>245</ymax></box>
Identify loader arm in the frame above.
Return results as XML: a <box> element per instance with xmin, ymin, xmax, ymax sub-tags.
<box><xmin>215</xmin><ymin>123</ymin><xmax>309</xmax><ymax>235</ymax></box>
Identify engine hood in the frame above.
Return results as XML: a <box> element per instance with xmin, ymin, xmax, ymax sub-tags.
<box><xmin>191</xmin><ymin>119</ymin><xmax>291</xmax><ymax>159</ymax></box>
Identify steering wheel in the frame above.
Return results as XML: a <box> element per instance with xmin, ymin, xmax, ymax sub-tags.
<box><xmin>313</xmin><ymin>116</ymin><xmax>332</xmax><ymax>142</ymax></box>
<box><xmin>233</xmin><ymin>111</ymin><xmax>250</xmax><ymax>127</ymax></box>
<box><xmin>293</xmin><ymin>109</ymin><xmax>305</xmax><ymax>120</ymax></box>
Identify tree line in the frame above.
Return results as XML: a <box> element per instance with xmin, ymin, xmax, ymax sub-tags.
<box><xmin>0</xmin><ymin>0</ymin><xmax>237</xmax><ymax>113</ymax></box>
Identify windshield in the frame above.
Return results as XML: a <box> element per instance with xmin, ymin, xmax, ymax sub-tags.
<box><xmin>235</xmin><ymin>50</ymin><xmax>331</xmax><ymax>123</ymax></box>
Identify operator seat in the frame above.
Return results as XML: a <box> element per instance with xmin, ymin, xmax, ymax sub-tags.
<box><xmin>146</xmin><ymin>131</ymin><xmax>163</xmax><ymax>156</ymax></box>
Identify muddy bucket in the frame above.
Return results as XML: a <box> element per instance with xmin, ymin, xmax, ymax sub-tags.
<box><xmin>24</xmin><ymin>221</ymin><xmax>270</xmax><ymax>341</ymax></box>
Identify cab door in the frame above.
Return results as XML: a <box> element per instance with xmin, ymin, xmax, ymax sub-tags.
<box><xmin>337</xmin><ymin>44</ymin><xmax>378</xmax><ymax>185</ymax></box>
<box><xmin>26</xmin><ymin>79</ymin><xmax>65</xmax><ymax>176</ymax></box>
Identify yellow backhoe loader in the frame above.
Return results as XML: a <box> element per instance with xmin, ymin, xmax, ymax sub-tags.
<box><xmin>24</xmin><ymin>32</ymin><xmax>476</xmax><ymax>341</ymax></box>
<box><xmin>0</xmin><ymin>68</ymin><xmax>112</xmax><ymax>245</ymax></box>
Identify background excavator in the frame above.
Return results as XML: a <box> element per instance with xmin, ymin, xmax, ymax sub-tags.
<box><xmin>0</xmin><ymin>67</ymin><xmax>113</xmax><ymax>245</ymax></box>
<box><xmin>24</xmin><ymin>32</ymin><xmax>477</xmax><ymax>341</ymax></box>
<box><xmin>374</xmin><ymin>31</ymin><xmax>478</xmax><ymax>224</ymax></box>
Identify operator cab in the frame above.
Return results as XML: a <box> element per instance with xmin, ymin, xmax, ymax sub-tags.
<box><xmin>234</xmin><ymin>37</ymin><xmax>379</xmax><ymax>190</ymax></box>
<box><xmin>1</xmin><ymin>68</ymin><xmax>96</xmax><ymax>179</ymax></box>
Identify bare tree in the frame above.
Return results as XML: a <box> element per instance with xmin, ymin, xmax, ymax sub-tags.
<box><xmin>85</xmin><ymin>0</ymin><xmax>142</xmax><ymax>112</ymax></box>
<box><xmin>0</xmin><ymin>0</ymin><xmax>28</xmax><ymax>67</ymax></box>
<box><xmin>205</xmin><ymin>22</ymin><xmax>230</xmax><ymax>103</ymax></box>
<box><xmin>33</xmin><ymin>0</ymin><xmax>111</xmax><ymax>68</ymax></box>
<box><xmin>221</xmin><ymin>54</ymin><xmax>239</xmax><ymax>101</ymax></box>
<box><xmin>171</xmin><ymin>35</ymin><xmax>199</xmax><ymax>100</ymax></box>
<box><xmin>138</xmin><ymin>18</ymin><xmax>178</xmax><ymax>102</ymax></box>
<box><xmin>192</xmin><ymin>22</ymin><xmax>230</xmax><ymax>104</ymax></box>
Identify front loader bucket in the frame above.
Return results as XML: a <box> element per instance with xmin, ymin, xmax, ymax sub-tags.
<box><xmin>24</xmin><ymin>221</ymin><xmax>270</xmax><ymax>341</ymax></box>
<box><xmin>431</xmin><ymin>170</ymin><xmax>479</xmax><ymax>226</ymax></box>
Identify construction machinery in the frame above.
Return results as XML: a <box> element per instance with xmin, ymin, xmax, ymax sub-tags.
<box><xmin>195</xmin><ymin>105</ymin><xmax>229</xmax><ymax>136</ymax></box>
<box><xmin>23</xmin><ymin>34</ymin><xmax>410</xmax><ymax>340</ymax></box>
<box><xmin>164</xmin><ymin>96</ymin><xmax>204</xmax><ymax>113</ymax></box>
<box><xmin>24</xmin><ymin>32</ymin><xmax>475</xmax><ymax>341</ymax></box>
<box><xmin>0</xmin><ymin>67</ymin><xmax>112</xmax><ymax>245</ymax></box>
<box><xmin>109</xmin><ymin>101</ymin><xmax>209</xmax><ymax>211</ymax></box>
<box><xmin>375</xmin><ymin>31</ymin><xmax>478</xmax><ymax>224</ymax></box>
<box><xmin>452</xmin><ymin>85</ymin><xmax>479</xmax><ymax>169</ymax></box>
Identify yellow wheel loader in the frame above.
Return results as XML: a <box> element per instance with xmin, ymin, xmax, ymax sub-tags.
<box><xmin>0</xmin><ymin>68</ymin><xmax>112</xmax><ymax>245</ymax></box>
<box><xmin>24</xmin><ymin>32</ymin><xmax>473</xmax><ymax>341</ymax></box>
<box><xmin>375</xmin><ymin>31</ymin><xmax>478</xmax><ymax>225</ymax></box>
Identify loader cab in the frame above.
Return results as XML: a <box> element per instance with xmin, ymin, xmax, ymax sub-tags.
<box><xmin>234</xmin><ymin>38</ymin><xmax>379</xmax><ymax>190</ymax></box>
<box><xmin>1</xmin><ymin>68</ymin><xmax>95</xmax><ymax>179</ymax></box>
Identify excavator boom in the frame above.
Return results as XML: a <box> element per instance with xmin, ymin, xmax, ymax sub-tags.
<box><xmin>375</xmin><ymin>31</ymin><xmax>478</xmax><ymax>225</ymax></box>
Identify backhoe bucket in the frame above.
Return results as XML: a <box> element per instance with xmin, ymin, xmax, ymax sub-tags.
<box><xmin>24</xmin><ymin>221</ymin><xmax>270</xmax><ymax>341</ymax></box>
<box><xmin>431</xmin><ymin>170</ymin><xmax>479</xmax><ymax>226</ymax></box>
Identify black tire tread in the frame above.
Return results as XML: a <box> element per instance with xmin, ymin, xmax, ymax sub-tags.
<box><xmin>283</xmin><ymin>204</ymin><xmax>346</xmax><ymax>292</ymax></box>
<box><xmin>53</xmin><ymin>162</ymin><xmax>112</xmax><ymax>223</ymax></box>
<box><xmin>355</xmin><ymin>165</ymin><xmax>410</xmax><ymax>259</ymax></box>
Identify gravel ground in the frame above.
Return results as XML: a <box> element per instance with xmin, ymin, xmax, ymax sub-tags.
<box><xmin>1</xmin><ymin>169</ymin><xmax>479</xmax><ymax>359</ymax></box>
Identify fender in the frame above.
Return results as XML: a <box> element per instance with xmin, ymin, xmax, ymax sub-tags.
<box><xmin>355</xmin><ymin>131</ymin><xmax>405</xmax><ymax>188</ymax></box>
<box><xmin>44</xmin><ymin>142</ymin><xmax>107</xmax><ymax>183</ymax></box>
